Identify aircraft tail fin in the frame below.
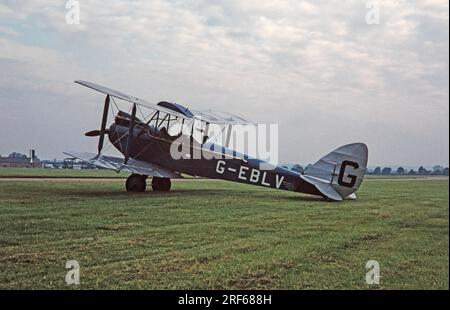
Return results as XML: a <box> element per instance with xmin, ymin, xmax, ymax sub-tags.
<box><xmin>302</xmin><ymin>143</ymin><xmax>368</xmax><ymax>201</ymax></box>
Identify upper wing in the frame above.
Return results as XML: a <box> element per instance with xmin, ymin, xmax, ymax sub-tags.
<box><xmin>75</xmin><ymin>80</ymin><xmax>254</xmax><ymax>125</ymax></box>
<box><xmin>190</xmin><ymin>109</ymin><xmax>254</xmax><ymax>125</ymax></box>
<box><xmin>75</xmin><ymin>80</ymin><xmax>190</xmax><ymax>119</ymax></box>
<box><xmin>63</xmin><ymin>151</ymin><xmax>181</xmax><ymax>178</ymax></box>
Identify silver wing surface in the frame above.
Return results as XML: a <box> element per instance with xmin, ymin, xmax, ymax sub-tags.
<box><xmin>75</xmin><ymin>80</ymin><xmax>254</xmax><ymax>125</ymax></box>
<box><xmin>63</xmin><ymin>151</ymin><xmax>180</xmax><ymax>178</ymax></box>
<box><xmin>75</xmin><ymin>80</ymin><xmax>189</xmax><ymax>119</ymax></box>
<box><xmin>190</xmin><ymin>109</ymin><xmax>254</xmax><ymax>125</ymax></box>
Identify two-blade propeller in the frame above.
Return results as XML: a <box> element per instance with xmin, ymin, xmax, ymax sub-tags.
<box><xmin>84</xmin><ymin>95</ymin><xmax>110</xmax><ymax>158</ymax></box>
<box><xmin>85</xmin><ymin>129</ymin><xmax>109</xmax><ymax>137</ymax></box>
<box><xmin>97</xmin><ymin>95</ymin><xmax>110</xmax><ymax>157</ymax></box>
<box><xmin>85</xmin><ymin>94</ymin><xmax>136</xmax><ymax>164</ymax></box>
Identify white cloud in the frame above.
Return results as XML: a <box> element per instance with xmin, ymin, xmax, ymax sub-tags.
<box><xmin>0</xmin><ymin>0</ymin><xmax>448</xmax><ymax>165</ymax></box>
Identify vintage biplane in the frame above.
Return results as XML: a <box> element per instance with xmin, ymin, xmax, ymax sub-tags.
<box><xmin>65</xmin><ymin>81</ymin><xmax>368</xmax><ymax>201</ymax></box>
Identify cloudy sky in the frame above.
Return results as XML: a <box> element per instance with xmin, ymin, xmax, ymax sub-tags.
<box><xmin>0</xmin><ymin>0</ymin><xmax>448</xmax><ymax>166</ymax></box>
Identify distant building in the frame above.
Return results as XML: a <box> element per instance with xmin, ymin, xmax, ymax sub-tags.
<box><xmin>73</xmin><ymin>164</ymin><xmax>83</xmax><ymax>170</ymax></box>
<box><xmin>40</xmin><ymin>157</ymin><xmax>101</xmax><ymax>170</ymax></box>
<box><xmin>0</xmin><ymin>150</ymin><xmax>41</xmax><ymax>168</ymax></box>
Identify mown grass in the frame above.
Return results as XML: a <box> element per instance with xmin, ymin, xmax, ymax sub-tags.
<box><xmin>0</xmin><ymin>178</ymin><xmax>448</xmax><ymax>289</ymax></box>
<box><xmin>0</xmin><ymin>168</ymin><xmax>126</xmax><ymax>178</ymax></box>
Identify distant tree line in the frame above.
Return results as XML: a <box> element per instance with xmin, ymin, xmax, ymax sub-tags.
<box><xmin>368</xmin><ymin>165</ymin><xmax>449</xmax><ymax>176</ymax></box>
<box><xmin>287</xmin><ymin>164</ymin><xmax>449</xmax><ymax>176</ymax></box>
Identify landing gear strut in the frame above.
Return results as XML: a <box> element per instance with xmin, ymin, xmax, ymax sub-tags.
<box><xmin>126</xmin><ymin>174</ymin><xmax>147</xmax><ymax>192</ymax></box>
<box><xmin>151</xmin><ymin>177</ymin><xmax>171</xmax><ymax>191</ymax></box>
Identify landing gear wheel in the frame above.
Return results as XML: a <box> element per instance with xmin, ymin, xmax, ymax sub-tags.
<box><xmin>126</xmin><ymin>174</ymin><xmax>147</xmax><ymax>192</ymax></box>
<box><xmin>151</xmin><ymin>177</ymin><xmax>171</xmax><ymax>191</ymax></box>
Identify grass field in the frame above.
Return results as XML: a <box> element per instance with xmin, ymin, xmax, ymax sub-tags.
<box><xmin>0</xmin><ymin>168</ymin><xmax>126</xmax><ymax>178</ymax></box>
<box><xmin>0</xmin><ymin>176</ymin><xmax>448</xmax><ymax>289</ymax></box>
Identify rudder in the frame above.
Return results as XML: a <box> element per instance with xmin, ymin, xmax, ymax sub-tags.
<box><xmin>302</xmin><ymin>143</ymin><xmax>368</xmax><ymax>201</ymax></box>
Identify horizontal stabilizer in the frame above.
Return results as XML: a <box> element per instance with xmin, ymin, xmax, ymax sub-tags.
<box><xmin>302</xmin><ymin>175</ymin><xmax>343</xmax><ymax>201</ymax></box>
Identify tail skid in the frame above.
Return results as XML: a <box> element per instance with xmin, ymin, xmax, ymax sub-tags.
<box><xmin>301</xmin><ymin>143</ymin><xmax>368</xmax><ymax>201</ymax></box>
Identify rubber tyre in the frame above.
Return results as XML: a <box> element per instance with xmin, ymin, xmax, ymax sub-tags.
<box><xmin>151</xmin><ymin>177</ymin><xmax>171</xmax><ymax>191</ymax></box>
<box><xmin>126</xmin><ymin>174</ymin><xmax>146</xmax><ymax>192</ymax></box>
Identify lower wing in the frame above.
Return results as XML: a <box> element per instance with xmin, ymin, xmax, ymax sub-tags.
<box><xmin>63</xmin><ymin>151</ymin><xmax>180</xmax><ymax>178</ymax></box>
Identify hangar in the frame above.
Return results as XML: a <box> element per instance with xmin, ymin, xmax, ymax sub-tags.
<box><xmin>0</xmin><ymin>150</ymin><xmax>40</xmax><ymax>168</ymax></box>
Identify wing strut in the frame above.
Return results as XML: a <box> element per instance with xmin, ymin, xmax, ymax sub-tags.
<box><xmin>225</xmin><ymin>125</ymin><xmax>232</xmax><ymax>147</ymax></box>
<box><xmin>97</xmin><ymin>95</ymin><xmax>110</xmax><ymax>157</ymax></box>
<box><xmin>124</xmin><ymin>103</ymin><xmax>137</xmax><ymax>164</ymax></box>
